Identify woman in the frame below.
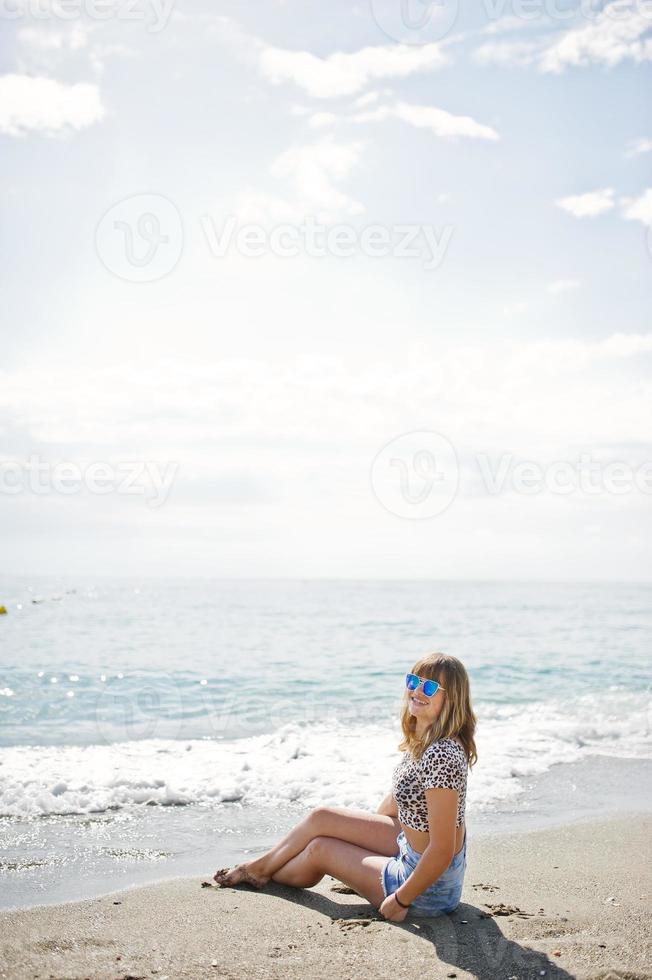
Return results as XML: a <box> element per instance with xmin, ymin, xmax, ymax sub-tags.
<box><xmin>213</xmin><ymin>652</ymin><xmax>477</xmax><ymax>921</ymax></box>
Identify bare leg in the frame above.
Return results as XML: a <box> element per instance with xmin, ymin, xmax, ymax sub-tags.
<box><xmin>213</xmin><ymin>806</ymin><xmax>399</xmax><ymax>888</ymax></box>
<box><xmin>270</xmin><ymin>836</ymin><xmax>388</xmax><ymax>910</ymax></box>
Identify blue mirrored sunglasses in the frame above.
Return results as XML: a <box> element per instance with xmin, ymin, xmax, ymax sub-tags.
<box><xmin>405</xmin><ymin>673</ymin><xmax>446</xmax><ymax>698</ymax></box>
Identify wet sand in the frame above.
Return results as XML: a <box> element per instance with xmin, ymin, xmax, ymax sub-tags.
<box><xmin>1</xmin><ymin>812</ymin><xmax>650</xmax><ymax>979</ymax></box>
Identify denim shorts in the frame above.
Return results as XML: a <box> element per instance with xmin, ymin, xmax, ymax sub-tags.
<box><xmin>380</xmin><ymin>827</ymin><xmax>467</xmax><ymax>917</ymax></box>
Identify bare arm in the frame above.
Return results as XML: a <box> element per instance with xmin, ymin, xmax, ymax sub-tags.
<box><xmin>394</xmin><ymin>787</ymin><xmax>458</xmax><ymax>905</ymax></box>
<box><xmin>376</xmin><ymin>791</ymin><xmax>398</xmax><ymax>818</ymax></box>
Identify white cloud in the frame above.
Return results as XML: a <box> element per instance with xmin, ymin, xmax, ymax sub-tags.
<box><xmin>2</xmin><ymin>334</ymin><xmax>650</xmax><ymax>455</ymax></box>
<box><xmin>474</xmin><ymin>39</ymin><xmax>543</xmax><ymax>67</ymax></box>
<box><xmin>352</xmin><ymin>100</ymin><xmax>500</xmax><ymax>141</ymax></box>
<box><xmin>308</xmin><ymin>111</ymin><xmax>338</xmax><ymax>129</ymax></box>
<box><xmin>597</xmin><ymin>332</ymin><xmax>652</xmax><ymax>357</ymax></box>
<box><xmin>474</xmin><ymin>2</ymin><xmax>652</xmax><ymax>72</ymax></box>
<box><xmin>257</xmin><ymin>41</ymin><xmax>448</xmax><ymax>98</ymax></box>
<box><xmin>0</xmin><ymin>74</ymin><xmax>104</xmax><ymax>136</ymax></box>
<box><xmin>272</xmin><ymin>139</ymin><xmax>363</xmax><ymax>208</ymax></box>
<box><xmin>621</xmin><ymin>188</ymin><xmax>652</xmax><ymax>226</ymax></box>
<box><xmin>305</xmin><ymin>99</ymin><xmax>499</xmax><ymax>142</ymax></box>
<box><xmin>625</xmin><ymin>137</ymin><xmax>652</xmax><ymax>158</ymax></box>
<box><xmin>555</xmin><ymin>186</ymin><xmax>652</xmax><ymax>228</ymax></box>
<box><xmin>89</xmin><ymin>43</ymin><xmax>135</xmax><ymax>76</ymax></box>
<box><xmin>14</xmin><ymin>20</ymin><xmax>132</xmax><ymax>76</ymax></box>
<box><xmin>235</xmin><ymin>138</ymin><xmax>365</xmax><ymax>224</ymax></box>
<box><xmin>556</xmin><ymin>188</ymin><xmax>615</xmax><ymax>218</ymax></box>
<box><xmin>354</xmin><ymin>90</ymin><xmax>381</xmax><ymax>108</ymax></box>
<box><xmin>548</xmin><ymin>279</ymin><xmax>581</xmax><ymax>294</ymax></box>
<box><xmin>482</xmin><ymin>14</ymin><xmax>549</xmax><ymax>35</ymax></box>
<box><xmin>17</xmin><ymin>24</ymin><xmax>89</xmax><ymax>52</ymax></box>
<box><xmin>2</xmin><ymin>333</ymin><xmax>650</xmax><ymax>578</ymax></box>
<box><xmin>540</xmin><ymin>2</ymin><xmax>652</xmax><ymax>73</ymax></box>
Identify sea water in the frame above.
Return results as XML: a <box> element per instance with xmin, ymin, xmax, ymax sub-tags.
<box><xmin>0</xmin><ymin>577</ymin><xmax>650</xmax><ymax>908</ymax></box>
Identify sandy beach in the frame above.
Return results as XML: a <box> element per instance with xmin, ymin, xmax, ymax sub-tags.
<box><xmin>1</xmin><ymin>812</ymin><xmax>650</xmax><ymax>980</ymax></box>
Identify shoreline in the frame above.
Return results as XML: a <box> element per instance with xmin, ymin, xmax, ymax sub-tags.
<box><xmin>2</xmin><ymin>752</ymin><xmax>651</xmax><ymax>913</ymax></box>
<box><xmin>3</xmin><ymin>803</ymin><xmax>650</xmax><ymax>916</ymax></box>
<box><xmin>1</xmin><ymin>812</ymin><xmax>650</xmax><ymax>980</ymax></box>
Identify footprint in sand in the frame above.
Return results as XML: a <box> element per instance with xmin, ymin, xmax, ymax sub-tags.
<box><xmin>335</xmin><ymin>918</ymin><xmax>375</xmax><ymax>930</ymax></box>
<box><xmin>483</xmin><ymin>903</ymin><xmax>533</xmax><ymax>918</ymax></box>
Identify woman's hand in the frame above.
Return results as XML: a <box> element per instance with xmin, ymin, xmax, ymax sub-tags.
<box><xmin>379</xmin><ymin>893</ymin><xmax>409</xmax><ymax>922</ymax></box>
<box><xmin>376</xmin><ymin>791</ymin><xmax>399</xmax><ymax>818</ymax></box>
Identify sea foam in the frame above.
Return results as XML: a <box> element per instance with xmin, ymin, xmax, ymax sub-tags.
<box><xmin>1</xmin><ymin>687</ymin><xmax>649</xmax><ymax>818</ymax></box>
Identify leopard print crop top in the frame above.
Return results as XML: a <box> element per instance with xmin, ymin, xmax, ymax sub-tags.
<box><xmin>392</xmin><ymin>737</ymin><xmax>468</xmax><ymax>832</ymax></box>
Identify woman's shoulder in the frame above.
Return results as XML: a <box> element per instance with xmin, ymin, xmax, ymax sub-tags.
<box><xmin>422</xmin><ymin>736</ymin><xmax>467</xmax><ymax>765</ymax></box>
<box><xmin>424</xmin><ymin>735</ymin><xmax>464</xmax><ymax>751</ymax></box>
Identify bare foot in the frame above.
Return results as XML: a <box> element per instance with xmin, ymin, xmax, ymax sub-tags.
<box><xmin>213</xmin><ymin>863</ymin><xmax>270</xmax><ymax>889</ymax></box>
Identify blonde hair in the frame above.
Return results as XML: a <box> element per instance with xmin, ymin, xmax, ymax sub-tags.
<box><xmin>398</xmin><ymin>652</ymin><xmax>477</xmax><ymax>768</ymax></box>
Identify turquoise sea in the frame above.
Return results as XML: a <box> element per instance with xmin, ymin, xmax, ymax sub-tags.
<box><xmin>0</xmin><ymin>577</ymin><xmax>650</xmax><ymax>909</ymax></box>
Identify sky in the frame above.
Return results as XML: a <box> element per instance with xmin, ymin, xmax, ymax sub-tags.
<box><xmin>0</xmin><ymin>0</ymin><xmax>651</xmax><ymax>580</ymax></box>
